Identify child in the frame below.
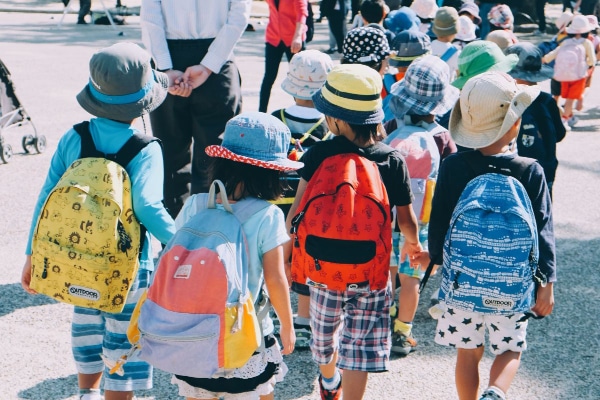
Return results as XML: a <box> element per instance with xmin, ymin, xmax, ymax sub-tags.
<box><xmin>454</xmin><ymin>15</ymin><xmax>478</xmax><ymax>50</ymax></box>
<box><xmin>431</xmin><ymin>6</ymin><xmax>461</xmax><ymax>80</ymax></box>
<box><xmin>171</xmin><ymin>112</ymin><xmax>299</xmax><ymax>399</ymax></box>
<box><xmin>383</xmin><ymin>6</ymin><xmax>421</xmax><ymax>36</ymax></box>
<box><xmin>452</xmin><ymin>41</ymin><xmax>518</xmax><ymax>90</ymax></box>
<box><xmin>428</xmin><ymin>72</ymin><xmax>556</xmax><ymax>400</ymax></box>
<box><xmin>410</xmin><ymin>0</ymin><xmax>438</xmax><ymax>38</ymax></box>
<box><xmin>354</xmin><ymin>0</ymin><xmax>394</xmax><ymax>44</ymax></box>
<box><xmin>286</xmin><ymin>64</ymin><xmax>424</xmax><ymax>400</ymax></box>
<box><xmin>485</xmin><ymin>29</ymin><xmax>517</xmax><ymax>52</ymax></box>
<box><xmin>384</xmin><ymin>55</ymin><xmax>459</xmax><ymax>356</ymax></box>
<box><xmin>458</xmin><ymin>1</ymin><xmax>482</xmax><ymax>38</ymax></box>
<box><xmin>20</xmin><ymin>42</ymin><xmax>177</xmax><ymax>400</ymax></box>
<box><xmin>506</xmin><ymin>42</ymin><xmax>567</xmax><ymax>198</ymax></box>
<box><xmin>341</xmin><ymin>26</ymin><xmax>391</xmax><ymax>75</ymax></box>
<box><xmin>487</xmin><ymin>4</ymin><xmax>518</xmax><ymax>44</ymax></box>
<box><xmin>542</xmin><ymin>15</ymin><xmax>595</xmax><ymax>129</ymax></box>
<box><xmin>271</xmin><ymin>49</ymin><xmax>333</xmax><ymax>349</ymax></box>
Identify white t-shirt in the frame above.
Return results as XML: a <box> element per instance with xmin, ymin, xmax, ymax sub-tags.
<box><xmin>431</xmin><ymin>40</ymin><xmax>460</xmax><ymax>81</ymax></box>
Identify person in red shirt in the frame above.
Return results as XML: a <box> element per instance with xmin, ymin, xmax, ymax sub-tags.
<box><xmin>259</xmin><ymin>0</ymin><xmax>308</xmax><ymax>112</ymax></box>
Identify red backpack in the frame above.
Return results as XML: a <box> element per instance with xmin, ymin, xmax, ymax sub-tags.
<box><xmin>290</xmin><ymin>153</ymin><xmax>392</xmax><ymax>291</ymax></box>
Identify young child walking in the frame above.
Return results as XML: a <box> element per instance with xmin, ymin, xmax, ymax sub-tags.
<box><xmin>271</xmin><ymin>49</ymin><xmax>333</xmax><ymax>349</ymax></box>
<box><xmin>20</xmin><ymin>42</ymin><xmax>177</xmax><ymax>400</ymax></box>
<box><xmin>171</xmin><ymin>112</ymin><xmax>299</xmax><ymax>399</ymax></box>
<box><xmin>286</xmin><ymin>64</ymin><xmax>425</xmax><ymax>400</ymax></box>
<box><xmin>428</xmin><ymin>72</ymin><xmax>556</xmax><ymax>400</ymax></box>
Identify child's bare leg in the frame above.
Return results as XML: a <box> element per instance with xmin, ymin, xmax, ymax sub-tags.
<box><xmin>397</xmin><ymin>274</ymin><xmax>419</xmax><ymax>323</ymax></box>
<box><xmin>563</xmin><ymin>98</ymin><xmax>574</xmax><ymax>118</ymax></box>
<box><xmin>104</xmin><ymin>390</ymin><xmax>134</xmax><ymax>400</ymax></box>
<box><xmin>297</xmin><ymin>293</ymin><xmax>310</xmax><ymax>319</ymax></box>
<box><xmin>390</xmin><ymin>266</ymin><xmax>398</xmax><ymax>293</ymax></box>
<box><xmin>78</xmin><ymin>372</ymin><xmax>102</xmax><ymax>399</ymax></box>
<box><xmin>319</xmin><ymin>350</ymin><xmax>338</xmax><ymax>379</ymax></box>
<box><xmin>575</xmin><ymin>96</ymin><xmax>584</xmax><ymax>111</ymax></box>
<box><xmin>456</xmin><ymin>347</ymin><xmax>484</xmax><ymax>400</ymax></box>
<box><xmin>341</xmin><ymin>369</ymin><xmax>369</xmax><ymax>400</ymax></box>
<box><xmin>487</xmin><ymin>351</ymin><xmax>522</xmax><ymax>395</ymax></box>
<box><xmin>259</xmin><ymin>393</ymin><xmax>275</xmax><ymax>400</ymax></box>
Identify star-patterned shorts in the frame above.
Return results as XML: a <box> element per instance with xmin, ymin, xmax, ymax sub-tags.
<box><xmin>434</xmin><ymin>305</ymin><xmax>529</xmax><ymax>355</ymax></box>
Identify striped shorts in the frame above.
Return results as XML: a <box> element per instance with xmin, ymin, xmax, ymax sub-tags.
<box><xmin>71</xmin><ymin>270</ymin><xmax>151</xmax><ymax>392</ymax></box>
<box><xmin>309</xmin><ymin>284</ymin><xmax>392</xmax><ymax>372</ymax></box>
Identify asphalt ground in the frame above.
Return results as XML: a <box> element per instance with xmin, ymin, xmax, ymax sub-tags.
<box><xmin>0</xmin><ymin>1</ymin><xmax>599</xmax><ymax>399</ymax></box>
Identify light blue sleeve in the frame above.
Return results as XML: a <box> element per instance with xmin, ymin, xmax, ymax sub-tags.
<box><xmin>256</xmin><ymin>205</ymin><xmax>290</xmax><ymax>258</ymax></box>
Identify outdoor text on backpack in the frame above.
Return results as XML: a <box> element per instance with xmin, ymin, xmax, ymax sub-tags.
<box><xmin>438</xmin><ymin>159</ymin><xmax>540</xmax><ymax>314</ymax></box>
<box><xmin>290</xmin><ymin>153</ymin><xmax>392</xmax><ymax>291</ymax></box>
<box><xmin>127</xmin><ymin>180</ymin><xmax>269</xmax><ymax>378</ymax></box>
<box><xmin>30</xmin><ymin>122</ymin><xmax>152</xmax><ymax>313</ymax></box>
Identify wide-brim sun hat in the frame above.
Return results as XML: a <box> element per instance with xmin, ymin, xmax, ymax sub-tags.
<box><xmin>450</xmin><ymin>71</ymin><xmax>540</xmax><ymax>149</ymax></box>
<box><xmin>587</xmin><ymin>15</ymin><xmax>600</xmax><ymax>29</ymax></box>
<box><xmin>205</xmin><ymin>112</ymin><xmax>303</xmax><ymax>171</ymax></box>
<box><xmin>384</xmin><ymin>7</ymin><xmax>421</xmax><ymax>35</ymax></box>
<box><xmin>452</xmin><ymin>40</ymin><xmax>518</xmax><ymax>89</ymax></box>
<box><xmin>389</xmin><ymin>55</ymin><xmax>459</xmax><ymax>118</ymax></box>
<box><xmin>432</xmin><ymin>7</ymin><xmax>459</xmax><ymax>37</ymax></box>
<box><xmin>488</xmin><ymin>4</ymin><xmax>514</xmax><ymax>29</ymax></box>
<box><xmin>411</xmin><ymin>0</ymin><xmax>438</xmax><ymax>19</ymax></box>
<box><xmin>555</xmin><ymin>11</ymin><xmax>574</xmax><ymax>31</ymax></box>
<box><xmin>505</xmin><ymin>42</ymin><xmax>554</xmax><ymax>83</ymax></box>
<box><xmin>458</xmin><ymin>2</ymin><xmax>482</xmax><ymax>25</ymax></box>
<box><xmin>485</xmin><ymin>30</ymin><xmax>515</xmax><ymax>51</ymax></box>
<box><xmin>389</xmin><ymin>30</ymin><xmax>432</xmax><ymax>67</ymax></box>
<box><xmin>76</xmin><ymin>42</ymin><xmax>168</xmax><ymax>121</ymax></box>
<box><xmin>281</xmin><ymin>50</ymin><xmax>334</xmax><ymax>100</ymax></box>
<box><xmin>312</xmin><ymin>64</ymin><xmax>384</xmax><ymax>125</ymax></box>
<box><xmin>456</xmin><ymin>15</ymin><xmax>477</xmax><ymax>42</ymax></box>
<box><xmin>566</xmin><ymin>15</ymin><xmax>592</xmax><ymax>34</ymax></box>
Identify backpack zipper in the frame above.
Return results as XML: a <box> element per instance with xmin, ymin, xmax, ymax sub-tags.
<box><xmin>140</xmin><ymin>329</ymin><xmax>217</xmax><ymax>343</ymax></box>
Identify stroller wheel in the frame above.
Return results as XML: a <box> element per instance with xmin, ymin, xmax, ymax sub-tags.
<box><xmin>34</xmin><ymin>135</ymin><xmax>47</xmax><ymax>154</ymax></box>
<box><xmin>22</xmin><ymin>134</ymin><xmax>35</xmax><ymax>153</ymax></box>
<box><xmin>1</xmin><ymin>143</ymin><xmax>13</xmax><ymax>163</ymax></box>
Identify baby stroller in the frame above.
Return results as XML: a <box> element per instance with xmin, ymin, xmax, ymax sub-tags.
<box><xmin>0</xmin><ymin>58</ymin><xmax>46</xmax><ymax>163</ymax></box>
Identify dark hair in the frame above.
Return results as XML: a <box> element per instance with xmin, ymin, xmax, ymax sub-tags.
<box><xmin>567</xmin><ymin>32</ymin><xmax>590</xmax><ymax>38</ymax></box>
<box><xmin>347</xmin><ymin>122</ymin><xmax>386</xmax><ymax>142</ymax></box>
<box><xmin>208</xmin><ymin>158</ymin><xmax>285</xmax><ymax>201</ymax></box>
<box><xmin>340</xmin><ymin>57</ymin><xmax>383</xmax><ymax>73</ymax></box>
<box><xmin>360</xmin><ymin>0</ymin><xmax>386</xmax><ymax>23</ymax></box>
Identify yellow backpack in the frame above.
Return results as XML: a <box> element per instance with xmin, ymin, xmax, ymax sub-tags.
<box><xmin>30</xmin><ymin>122</ymin><xmax>155</xmax><ymax>313</ymax></box>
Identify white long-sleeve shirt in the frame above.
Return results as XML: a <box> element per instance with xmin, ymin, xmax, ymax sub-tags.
<box><xmin>141</xmin><ymin>0</ymin><xmax>252</xmax><ymax>73</ymax></box>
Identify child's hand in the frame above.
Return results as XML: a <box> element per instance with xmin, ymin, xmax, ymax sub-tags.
<box><xmin>531</xmin><ymin>282</ymin><xmax>554</xmax><ymax>317</ymax></box>
<box><xmin>400</xmin><ymin>241</ymin><xmax>424</xmax><ymax>269</ymax></box>
<box><xmin>21</xmin><ymin>256</ymin><xmax>37</xmax><ymax>295</ymax></box>
<box><xmin>278</xmin><ymin>325</ymin><xmax>296</xmax><ymax>355</ymax></box>
<box><xmin>412</xmin><ymin>251</ymin><xmax>431</xmax><ymax>271</ymax></box>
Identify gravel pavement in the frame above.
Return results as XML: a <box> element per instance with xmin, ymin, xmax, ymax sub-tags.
<box><xmin>0</xmin><ymin>2</ymin><xmax>598</xmax><ymax>399</ymax></box>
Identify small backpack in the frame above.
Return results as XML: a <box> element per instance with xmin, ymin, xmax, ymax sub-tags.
<box><xmin>127</xmin><ymin>180</ymin><xmax>270</xmax><ymax>378</ymax></box>
<box><xmin>553</xmin><ymin>38</ymin><xmax>588</xmax><ymax>82</ymax></box>
<box><xmin>384</xmin><ymin>120</ymin><xmax>442</xmax><ymax>224</ymax></box>
<box><xmin>30</xmin><ymin>121</ymin><xmax>154</xmax><ymax>313</ymax></box>
<box><xmin>438</xmin><ymin>156</ymin><xmax>541</xmax><ymax>315</ymax></box>
<box><xmin>290</xmin><ymin>153</ymin><xmax>392</xmax><ymax>291</ymax></box>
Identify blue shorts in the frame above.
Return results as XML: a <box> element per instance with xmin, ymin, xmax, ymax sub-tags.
<box><xmin>309</xmin><ymin>284</ymin><xmax>392</xmax><ymax>372</ymax></box>
<box><xmin>71</xmin><ymin>270</ymin><xmax>151</xmax><ymax>392</ymax></box>
<box><xmin>390</xmin><ymin>224</ymin><xmax>428</xmax><ymax>279</ymax></box>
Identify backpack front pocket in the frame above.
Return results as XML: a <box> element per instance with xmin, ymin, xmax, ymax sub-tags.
<box><xmin>305</xmin><ymin>235</ymin><xmax>376</xmax><ymax>264</ymax></box>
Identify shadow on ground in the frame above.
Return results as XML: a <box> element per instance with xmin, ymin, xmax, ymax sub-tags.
<box><xmin>0</xmin><ymin>282</ymin><xmax>57</xmax><ymax>317</ymax></box>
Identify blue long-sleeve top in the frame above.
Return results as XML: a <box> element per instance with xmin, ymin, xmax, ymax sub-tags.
<box><xmin>25</xmin><ymin>118</ymin><xmax>176</xmax><ymax>270</ymax></box>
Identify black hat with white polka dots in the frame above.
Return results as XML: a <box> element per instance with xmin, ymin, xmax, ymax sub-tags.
<box><xmin>342</xmin><ymin>26</ymin><xmax>390</xmax><ymax>65</ymax></box>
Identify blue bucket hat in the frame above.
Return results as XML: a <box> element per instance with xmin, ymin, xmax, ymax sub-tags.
<box><xmin>384</xmin><ymin>7</ymin><xmax>421</xmax><ymax>35</ymax></box>
<box><xmin>389</xmin><ymin>55</ymin><xmax>460</xmax><ymax>117</ymax></box>
<box><xmin>205</xmin><ymin>112</ymin><xmax>303</xmax><ymax>171</ymax></box>
<box><xmin>389</xmin><ymin>30</ymin><xmax>432</xmax><ymax>67</ymax></box>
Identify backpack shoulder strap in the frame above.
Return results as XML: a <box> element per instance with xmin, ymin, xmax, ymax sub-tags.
<box><xmin>461</xmin><ymin>150</ymin><xmax>535</xmax><ymax>181</ymax></box>
<box><xmin>73</xmin><ymin>121</ymin><xmax>102</xmax><ymax>158</ymax></box>
<box><xmin>114</xmin><ymin>134</ymin><xmax>159</xmax><ymax>168</ymax></box>
<box><xmin>440</xmin><ymin>45</ymin><xmax>458</xmax><ymax>62</ymax></box>
<box><xmin>232</xmin><ymin>198</ymin><xmax>272</xmax><ymax>224</ymax></box>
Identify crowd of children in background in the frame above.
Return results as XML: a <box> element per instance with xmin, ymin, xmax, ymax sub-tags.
<box><xmin>25</xmin><ymin>0</ymin><xmax>600</xmax><ymax>399</ymax></box>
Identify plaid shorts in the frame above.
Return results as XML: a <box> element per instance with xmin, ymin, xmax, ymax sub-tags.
<box><xmin>434</xmin><ymin>305</ymin><xmax>529</xmax><ymax>355</ymax></box>
<box><xmin>309</xmin><ymin>284</ymin><xmax>392</xmax><ymax>372</ymax></box>
<box><xmin>71</xmin><ymin>270</ymin><xmax>152</xmax><ymax>392</ymax></box>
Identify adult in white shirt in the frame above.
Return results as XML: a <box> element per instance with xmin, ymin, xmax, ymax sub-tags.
<box><xmin>141</xmin><ymin>0</ymin><xmax>252</xmax><ymax>218</ymax></box>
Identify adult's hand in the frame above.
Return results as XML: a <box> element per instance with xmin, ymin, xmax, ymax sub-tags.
<box><xmin>164</xmin><ymin>69</ymin><xmax>193</xmax><ymax>97</ymax></box>
<box><xmin>183</xmin><ymin>64</ymin><xmax>213</xmax><ymax>89</ymax></box>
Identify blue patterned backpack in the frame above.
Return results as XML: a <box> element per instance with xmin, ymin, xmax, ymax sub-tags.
<box><xmin>438</xmin><ymin>160</ymin><xmax>540</xmax><ymax>315</ymax></box>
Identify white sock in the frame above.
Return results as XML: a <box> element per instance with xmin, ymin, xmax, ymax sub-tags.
<box><xmin>321</xmin><ymin>369</ymin><xmax>341</xmax><ymax>390</ymax></box>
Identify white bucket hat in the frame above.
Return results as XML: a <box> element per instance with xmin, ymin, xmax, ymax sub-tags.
<box><xmin>281</xmin><ymin>50</ymin><xmax>333</xmax><ymax>101</ymax></box>
<box><xmin>566</xmin><ymin>15</ymin><xmax>592</xmax><ymax>34</ymax></box>
<box><xmin>555</xmin><ymin>11</ymin><xmax>574</xmax><ymax>31</ymax></box>
<box><xmin>450</xmin><ymin>72</ymin><xmax>540</xmax><ymax>149</ymax></box>
<box><xmin>411</xmin><ymin>0</ymin><xmax>438</xmax><ymax>19</ymax></box>
<box><xmin>456</xmin><ymin>15</ymin><xmax>477</xmax><ymax>41</ymax></box>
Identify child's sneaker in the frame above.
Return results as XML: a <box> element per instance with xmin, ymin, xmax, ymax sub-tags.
<box><xmin>567</xmin><ymin>115</ymin><xmax>579</xmax><ymax>127</ymax></box>
<box><xmin>561</xmin><ymin>117</ymin><xmax>571</xmax><ymax>132</ymax></box>
<box><xmin>479</xmin><ymin>386</ymin><xmax>506</xmax><ymax>400</ymax></box>
<box><xmin>391</xmin><ymin>330</ymin><xmax>418</xmax><ymax>355</ymax></box>
<box><xmin>318</xmin><ymin>374</ymin><xmax>342</xmax><ymax>400</ymax></box>
<box><xmin>294</xmin><ymin>323</ymin><xmax>312</xmax><ymax>349</ymax></box>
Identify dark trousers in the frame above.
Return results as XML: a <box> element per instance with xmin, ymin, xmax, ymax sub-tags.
<box><xmin>536</xmin><ymin>0</ymin><xmax>547</xmax><ymax>32</ymax></box>
<box><xmin>78</xmin><ymin>0</ymin><xmax>91</xmax><ymax>21</ymax></box>
<box><xmin>259</xmin><ymin>41</ymin><xmax>294</xmax><ymax>113</ymax></box>
<box><xmin>328</xmin><ymin>8</ymin><xmax>346</xmax><ymax>51</ymax></box>
<box><xmin>149</xmin><ymin>39</ymin><xmax>242</xmax><ymax>218</ymax></box>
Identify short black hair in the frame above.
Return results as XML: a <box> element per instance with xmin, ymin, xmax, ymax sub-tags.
<box><xmin>348</xmin><ymin>122</ymin><xmax>386</xmax><ymax>142</ymax></box>
<box><xmin>208</xmin><ymin>158</ymin><xmax>285</xmax><ymax>201</ymax></box>
<box><xmin>360</xmin><ymin>0</ymin><xmax>386</xmax><ymax>23</ymax></box>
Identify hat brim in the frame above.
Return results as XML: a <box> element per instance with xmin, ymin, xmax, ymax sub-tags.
<box><xmin>205</xmin><ymin>145</ymin><xmax>303</xmax><ymax>172</ymax></box>
<box><xmin>312</xmin><ymin>88</ymin><xmax>384</xmax><ymax>125</ymax></box>
<box><xmin>390</xmin><ymin>81</ymin><xmax>460</xmax><ymax>117</ymax></box>
<box><xmin>459</xmin><ymin>9</ymin><xmax>482</xmax><ymax>25</ymax></box>
<box><xmin>432</xmin><ymin>26</ymin><xmax>458</xmax><ymax>37</ymax></box>
<box><xmin>76</xmin><ymin>70</ymin><xmax>169</xmax><ymax>121</ymax></box>
<box><xmin>566</xmin><ymin>26</ymin><xmax>591</xmax><ymax>34</ymax></box>
<box><xmin>508</xmin><ymin>65</ymin><xmax>554</xmax><ymax>83</ymax></box>
<box><xmin>281</xmin><ymin>76</ymin><xmax>322</xmax><ymax>101</ymax></box>
<box><xmin>388</xmin><ymin>51</ymin><xmax>431</xmax><ymax>67</ymax></box>
<box><xmin>449</xmin><ymin>86</ymin><xmax>540</xmax><ymax>148</ymax></box>
<box><xmin>452</xmin><ymin>53</ymin><xmax>519</xmax><ymax>89</ymax></box>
